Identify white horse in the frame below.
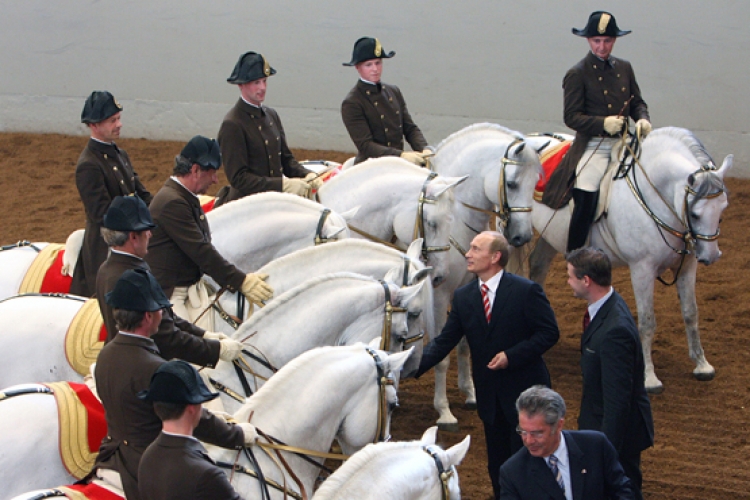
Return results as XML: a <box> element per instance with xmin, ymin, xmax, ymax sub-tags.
<box><xmin>316</xmin><ymin>157</ymin><xmax>467</xmax><ymax>288</ymax></box>
<box><xmin>427</xmin><ymin>123</ymin><xmax>543</xmax><ymax>430</ymax></box>
<box><xmin>0</xmin><ymin>192</ymin><xmax>350</xmax><ymax>301</ymax></box>
<box><xmin>528</xmin><ymin>127</ymin><xmax>732</xmax><ymax>393</ymax></box>
<box><xmin>213</xmin><ymin>238</ymin><xmax>435</xmax><ymax>339</ymax></box>
<box><xmin>3</xmin><ymin>344</ymin><xmax>413</xmax><ymax>500</ymax></box>
<box><xmin>313</xmin><ymin>427</ymin><xmax>470</xmax><ymax>500</ymax></box>
<box><xmin>205</xmin><ymin>272</ymin><xmax>425</xmax><ymax>413</ymax></box>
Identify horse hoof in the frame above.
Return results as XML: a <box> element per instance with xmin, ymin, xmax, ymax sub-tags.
<box><xmin>694</xmin><ymin>371</ymin><xmax>715</xmax><ymax>382</ymax></box>
<box><xmin>437</xmin><ymin>422</ymin><xmax>461</xmax><ymax>433</ymax></box>
<box><xmin>646</xmin><ymin>385</ymin><xmax>664</xmax><ymax>395</ymax></box>
<box><xmin>464</xmin><ymin>401</ymin><xmax>477</xmax><ymax>411</ymax></box>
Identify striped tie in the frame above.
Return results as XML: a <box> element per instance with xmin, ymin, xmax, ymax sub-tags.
<box><xmin>548</xmin><ymin>454</ymin><xmax>565</xmax><ymax>493</ymax></box>
<box><xmin>583</xmin><ymin>309</ymin><xmax>591</xmax><ymax>331</ymax></box>
<box><xmin>481</xmin><ymin>284</ymin><xmax>491</xmax><ymax>323</ymax></box>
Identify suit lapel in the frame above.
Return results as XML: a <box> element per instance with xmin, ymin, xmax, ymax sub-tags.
<box><xmin>565</xmin><ymin>432</ymin><xmax>586</xmax><ymax>500</ymax></box>
<box><xmin>488</xmin><ymin>272</ymin><xmax>513</xmax><ymax>329</ymax></box>
<box><xmin>529</xmin><ymin>456</ymin><xmax>566</xmax><ymax>500</ymax></box>
<box><xmin>582</xmin><ymin>293</ymin><xmax>616</xmax><ymax>345</ymax></box>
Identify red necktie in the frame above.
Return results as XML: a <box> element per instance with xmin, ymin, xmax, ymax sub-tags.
<box><xmin>583</xmin><ymin>309</ymin><xmax>591</xmax><ymax>330</ymax></box>
<box><xmin>481</xmin><ymin>284</ymin><xmax>491</xmax><ymax>323</ymax></box>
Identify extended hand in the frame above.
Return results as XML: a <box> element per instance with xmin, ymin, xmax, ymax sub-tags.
<box><xmin>603</xmin><ymin>115</ymin><xmax>625</xmax><ymax>135</ymax></box>
<box><xmin>238</xmin><ymin>422</ymin><xmax>258</xmax><ymax>446</ymax></box>
<box><xmin>282</xmin><ymin>177</ymin><xmax>310</xmax><ymax>197</ymax></box>
<box><xmin>304</xmin><ymin>172</ymin><xmax>324</xmax><ymax>190</ymax></box>
<box><xmin>635</xmin><ymin>119</ymin><xmax>652</xmax><ymax>139</ymax></box>
<box><xmin>218</xmin><ymin>338</ymin><xmax>243</xmax><ymax>362</ymax></box>
<box><xmin>487</xmin><ymin>351</ymin><xmax>509</xmax><ymax>370</ymax></box>
<box><xmin>242</xmin><ymin>273</ymin><xmax>273</xmax><ymax>303</ymax></box>
<box><xmin>400</xmin><ymin>151</ymin><xmax>426</xmax><ymax>166</ymax></box>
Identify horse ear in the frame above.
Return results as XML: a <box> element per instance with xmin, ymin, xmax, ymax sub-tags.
<box><xmin>406</xmin><ymin>238</ymin><xmax>424</xmax><ymax>261</ymax></box>
<box><xmin>535</xmin><ymin>140</ymin><xmax>551</xmax><ymax>154</ymax></box>
<box><xmin>420</xmin><ymin>426</ymin><xmax>439</xmax><ymax>445</ymax></box>
<box><xmin>716</xmin><ymin>154</ymin><xmax>734</xmax><ymax>178</ymax></box>
<box><xmin>368</xmin><ymin>337</ymin><xmax>382</xmax><ymax>349</ymax></box>
<box><xmin>398</xmin><ymin>281</ymin><xmax>425</xmax><ymax>308</ymax></box>
<box><xmin>384</xmin><ymin>266</ymin><xmax>400</xmax><ymax>284</ymax></box>
<box><xmin>430</xmin><ymin>175</ymin><xmax>469</xmax><ymax>198</ymax></box>
<box><xmin>412</xmin><ymin>267</ymin><xmax>434</xmax><ymax>285</ymax></box>
<box><xmin>338</xmin><ymin>206</ymin><xmax>360</xmax><ymax>221</ymax></box>
<box><xmin>514</xmin><ymin>142</ymin><xmax>526</xmax><ymax>154</ymax></box>
<box><xmin>387</xmin><ymin>347</ymin><xmax>414</xmax><ymax>373</ymax></box>
<box><xmin>326</xmin><ymin>225</ymin><xmax>348</xmax><ymax>239</ymax></box>
<box><xmin>445</xmin><ymin>435</ymin><xmax>471</xmax><ymax>467</ymax></box>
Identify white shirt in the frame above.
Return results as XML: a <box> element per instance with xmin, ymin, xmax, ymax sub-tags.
<box><xmin>478</xmin><ymin>270</ymin><xmax>504</xmax><ymax>309</ymax></box>
<box><xmin>169</xmin><ymin>176</ymin><xmax>199</xmax><ymax>199</ymax></box>
<box><xmin>547</xmin><ymin>434</ymin><xmax>573</xmax><ymax>500</ymax></box>
<box><xmin>587</xmin><ymin>286</ymin><xmax>614</xmax><ymax>322</ymax></box>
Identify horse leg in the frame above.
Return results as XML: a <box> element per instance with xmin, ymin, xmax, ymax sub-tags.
<box><xmin>433</xmin><ymin>355</ymin><xmax>460</xmax><ymax>432</ymax></box>
<box><xmin>676</xmin><ymin>257</ymin><xmax>715</xmax><ymax>381</ymax></box>
<box><xmin>528</xmin><ymin>238</ymin><xmax>557</xmax><ymax>286</ymax></box>
<box><xmin>630</xmin><ymin>265</ymin><xmax>662</xmax><ymax>393</ymax></box>
<box><xmin>456</xmin><ymin>337</ymin><xmax>476</xmax><ymax>409</ymax></box>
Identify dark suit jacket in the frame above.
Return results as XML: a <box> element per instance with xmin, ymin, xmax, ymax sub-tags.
<box><xmin>71</xmin><ymin>138</ymin><xmax>152</xmax><ymax>296</ymax></box>
<box><xmin>216</xmin><ymin>99</ymin><xmax>311</xmax><ymax>203</ymax></box>
<box><xmin>94</xmin><ymin>334</ymin><xmax>244</xmax><ymax>500</ymax></box>
<box><xmin>579</xmin><ymin>291</ymin><xmax>654</xmax><ymax>455</ymax></box>
<box><xmin>95</xmin><ymin>250</ymin><xmax>219</xmax><ymax>366</ymax></box>
<box><xmin>499</xmin><ymin>430</ymin><xmax>633</xmax><ymax>500</ymax></box>
<box><xmin>341</xmin><ymin>80</ymin><xmax>428</xmax><ymax>164</ymax></box>
<box><xmin>139</xmin><ymin>433</ymin><xmax>241</xmax><ymax>500</ymax></box>
<box><xmin>145</xmin><ymin>178</ymin><xmax>245</xmax><ymax>296</ymax></box>
<box><xmin>416</xmin><ymin>272</ymin><xmax>559</xmax><ymax>423</ymax></box>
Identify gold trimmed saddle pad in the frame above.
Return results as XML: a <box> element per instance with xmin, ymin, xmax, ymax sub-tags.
<box><xmin>19</xmin><ymin>243</ymin><xmax>72</xmax><ymax>294</ymax></box>
<box><xmin>534</xmin><ymin>141</ymin><xmax>572</xmax><ymax>202</ymax></box>
<box><xmin>65</xmin><ymin>298</ymin><xmax>105</xmax><ymax>376</ymax></box>
<box><xmin>45</xmin><ymin>382</ymin><xmax>107</xmax><ymax>480</ymax></box>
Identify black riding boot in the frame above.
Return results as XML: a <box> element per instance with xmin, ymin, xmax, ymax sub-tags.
<box><xmin>567</xmin><ymin>188</ymin><xmax>599</xmax><ymax>252</ymax></box>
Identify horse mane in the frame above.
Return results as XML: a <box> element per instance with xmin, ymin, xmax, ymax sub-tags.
<box><xmin>259</xmin><ymin>239</ymin><xmax>405</xmax><ymax>272</ymax></box>
<box><xmin>239</xmin><ymin>272</ymin><xmax>377</xmax><ymax>327</ymax></box>
<box><xmin>436</xmin><ymin>122</ymin><xmax>524</xmax><ymax>149</ymax></box>
<box><xmin>314</xmin><ymin>440</ymin><xmax>427</xmax><ymax>495</ymax></box>
<box><xmin>208</xmin><ymin>191</ymin><xmax>320</xmax><ymax>223</ymax></box>
<box><xmin>649</xmin><ymin>127</ymin><xmax>715</xmax><ymax>166</ymax></box>
<box><xmin>345</xmin><ymin>157</ymin><xmax>430</xmax><ymax>177</ymax></box>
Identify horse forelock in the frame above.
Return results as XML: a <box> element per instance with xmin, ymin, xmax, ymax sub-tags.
<box><xmin>692</xmin><ymin>170</ymin><xmax>727</xmax><ymax>201</ymax></box>
<box><xmin>239</xmin><ymin>272</ymin><xmax>380</xmax><ymax>327</ymax></box>
<box><xmin>314</xmin><ymin>440</ymin><xmax>429</xmax><ymax>496</ymax></box>
<box><xmin>648</xmin><ymin>127</ymin><xmax>715</xmax><ymax>167</ymax></box>
<box><xmin>435</xmin><ymin>122</ymin><xmax>524</xmax><ymax>150</ymax></box>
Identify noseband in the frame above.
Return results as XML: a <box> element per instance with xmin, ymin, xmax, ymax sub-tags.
<box><xmin>423</xmin><ymin>444</ymin><xmax>457</xmax><ymax>500</ymax></box>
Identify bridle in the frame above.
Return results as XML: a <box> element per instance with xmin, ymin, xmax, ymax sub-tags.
<box><xmin>413</xmin><ymin>172</ymin><xmax>451</xmax><ymax>260</ymax></box>
<box><xmin>423</xmin><ymin>444</ymin><xmax>457</xmax><ymax>500</ymax></box>
<box><xmin>378</xmin><ymin>280</ymin><xmax>424</xmax><ymax>352</ymax></box>
<box><xmin>215</xmin><ymin>346</ymin><xmax>398</xmax><ymax>500</ymax></box>
<box><xmin>314</xmin><ymin>208</ymin><xmax>336</xmax><ymax>245</ymax></box>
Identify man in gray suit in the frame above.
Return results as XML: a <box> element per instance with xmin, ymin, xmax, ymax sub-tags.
<box><xmin>565</xmin><ymin>247</ymin><xmax>654</xmax><ymax>499</ymax></box>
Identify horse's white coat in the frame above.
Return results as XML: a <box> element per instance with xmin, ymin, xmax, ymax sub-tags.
<box><xmin>313</xmin><ymin>426</ymin><xmax>470</xmax><ymax>500</ymax></box>
<box><xmin>528</xmin><ymin>127</ymin><xmax>732</xmax><ymax>392</ymax></box>
<box><xmin>427</xmin><ymin>123</ymin><xmax>542</xmax><ymax>428</ymax></box>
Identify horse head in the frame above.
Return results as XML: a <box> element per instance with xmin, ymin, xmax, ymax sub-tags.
<box><xmin>686</xmin><ymin>154</ymin><xmax>732</xmax><ymax>265</ymax></box>
<box><xmin>382</xmin><ymin>270</ymin><xmax>428</xmax><ymax>376</ymax></box>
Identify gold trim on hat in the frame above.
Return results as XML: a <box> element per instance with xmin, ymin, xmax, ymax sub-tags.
<box><xmin>114</xmin><ymin>98</ymin><xmax>123</xmax><ymax>110</ymax></box>
<box><xmin>263</xmin><ymin>57</ymin><xmax>271</xmax><ymax>76</ymax></box>
<box><xmin>374</xmin><ymin>38</ymin><xmax>382</xmax><ymax>57</ymax></box>
<box><xmin>598</xmin><ymin>13</ymin><xmax>611</xmax><ymax>34</ymax></box>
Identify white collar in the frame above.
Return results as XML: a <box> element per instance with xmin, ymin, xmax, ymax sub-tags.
<box><xmin>479</xmin><ymin>270</ymin><xmax>504</xmax><ymax>293</ymax></box>
<box><xmin>587</xmin><ymin>287</ymin><xmax>614</xmax><ymax>321</ymax></box>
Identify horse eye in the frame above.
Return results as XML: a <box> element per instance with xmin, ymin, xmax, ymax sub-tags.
<box><xmin>408</xmin><ymin>311</ymin><xmax>421</xmax><ymax>320</ymax></box>
<box><xmin>691</xmin><ymin>212</ymin><xmax>700</xmax><ymax>220</ymax></box>
<box><xmin>507</xmin><ymin>181</ymin><xmax>518</xmax><ymax>190</ymax></box>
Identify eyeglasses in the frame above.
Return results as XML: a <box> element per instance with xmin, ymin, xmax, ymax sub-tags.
<box><xmin>516</xmin><ymin>426</ymin><xmax>546</xmax><ymax>439</ymax></box>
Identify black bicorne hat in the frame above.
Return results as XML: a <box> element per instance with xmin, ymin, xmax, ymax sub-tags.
<box><xmin>180</xmin><ymin>135</ymin><xmax>222</xmax><ymax>170</ymax></box>
<box><xmin>138</xmin><ymin>360</ymin><xmax>219</xmax><ymax>405</ymax></box>
<box><xmin>81</xmin><ymin>91</ymin><xmax>123</xmax><ymax>124</ymax></box>
<box><xmin>572</xmin><ymin>11</ymin><xmax>631</xmax><ymax>38</ymax></box>
<box><xmin>343</xmin><ymin>37</ymin><xmax>395</xmax><ymax>66</ymax></box>
<box><xmin>103</xmin><ymin>196</ymin><xmax>156</xmax><ymax>232</ymax></box>
<box><xmin>227</xmin><ymin>51</ymin><xmax>276</xmax><ymax>84</ymax></box>
<box><xmin>105</xmin><ymin>268</ymin><xmax>171</xmax><ymax>312</ymax></box>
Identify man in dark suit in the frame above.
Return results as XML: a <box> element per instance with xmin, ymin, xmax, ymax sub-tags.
<box><xmin>341</xmin><ymin>37</ymin><xmax>431</xmax><ymax>165</ymax></box>
<box><xmin>416</xmin><ymin>231</ymin><xmax>560</xmax><ymax>497</ymax></box>
<box><xmin>565</xmin><ymin>247</ymin><xmax>654</xmax><ymax>500</ymax></box>
<box><xmin>138</xmin><ymin>360</ymin><xmax>244</xmax><ymax>500</ymax></box>
<box><xmin>215</xmin><ymin>51</ymin><xmax>319</xmax><ymax>204</ymax></box>
<box><xmin>93</xmin><ymin>269</ymin><xmax>257</xmax><ymax>500</ymax></box>
<box><xmin>71</xmin><ymin>90</ymin><xmax>152</xmax><ymax>296</ymax></box>
<box><xmin>499</xmin><ymin>386</ymin><xmax>633</xmax><ymax>499</ymax></box>
<box><xmin>145</xmin><ymin>135</ymin><xmax>272</xmax><ymax>326</ymax></box>
<box><xmin>96</xmin><ymin>195</ymin><xmax>243</xmax><ymax>366</ymax></box>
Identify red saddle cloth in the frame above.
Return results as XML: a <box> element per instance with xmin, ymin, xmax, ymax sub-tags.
<box><xmin>534</xmin><ymin>141</ymin><xmax>572</xmax><ymax>201</ymax></box>
<box><xmin>58</xmin><ymin>482</ymin><xmax>123</xmax><ymax>500</ymax></box>
<box><xmin>201</xmin><ymin>197</ymin><xmax>216</xmax><ymax>213</ymax></box>
<box><xmin>40</xmin><ymin>248</ymin><xmax>73</xmax><ymax>294</ymax></box>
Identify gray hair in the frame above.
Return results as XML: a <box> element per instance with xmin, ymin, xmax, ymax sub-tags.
<box><xmin>100</xmin><ymin>227</ymin><xmax>130</xmax><ymax>247</ymax></box>
<box><xmin>515</xmin><ymin>385</ymin><xmax>566</xmax><ymax>425</ymax></box>
<box><xmin>172</xmin><ymin>154</ymin><xmax>194</xmax><ymax>177</ymax></box>
<box><xmin>113</xmin><ymin>308</ymin><xmax>146</xmax><ymax>332</ymax></box>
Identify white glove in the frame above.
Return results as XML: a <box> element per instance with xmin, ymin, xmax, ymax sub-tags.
<box><xmin>218</xmin><ymin>338</ymin><xmax>243</xmax><ymax>362</ymax></box>
<box><xmin>635</xmin><ymin>119</ymin><xmax>652</xmax><ymax>138</ymax></box>
<box><xmin>400</xmin><ymin>151</ymin><xmax>426</xmax><ymax>166</ymax></box>
<box><xmin>242</xmin><ymin>273</ymin><xmax>273</xmax><ymax>303</ymax></box>
<box><xmin>421</xmin><ymin>148</ymin><xmax>435</xmax><ymax>159</ymax></box>
<box><xmin>304</xmin><ymin>172</ymin><xmax>324</xmax><ymax>190</ymax></box>
<box><xmin>603</xmin><ymin>116</ymin><xmax>625</xmax><ymax>135</ymax></box>
<box><xmin>282</xmin><ymin>177</ymin><xmax>310</xmax><ymax>197</ymax></box>
<box><xmin>238</xmin><ymin>422</ymin><xmax>258</xmax><ymax>446</ymax></box>
<box><xmin>203</xmin><ymin>331</ymin><xmax>229</xmax><ymax>341</ymax></box>
<box><xmin>208</xmin><ymin>409</ymin><xmax>237</xmax><ymax>423</ymax></box>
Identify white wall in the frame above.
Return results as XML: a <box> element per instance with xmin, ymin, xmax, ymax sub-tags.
<box><xmin>1</xmin><ymin>1</ymin><xmax>747</xmax><ymax>175</ymax></box>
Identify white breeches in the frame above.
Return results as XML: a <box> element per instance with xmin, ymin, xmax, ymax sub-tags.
<box><xmin>575</xmin><ymin>137</ymin><xmax>619</xmax><ymax>192</ymax></box>
<box><xmin>170</xmin><ymin>280</ymin><xmax>215</xmax><ymax>331</ymax></box>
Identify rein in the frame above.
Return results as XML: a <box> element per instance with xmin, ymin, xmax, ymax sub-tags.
<box><xmin>413</xmin><ymin>172</ymin><xmax>451</xmax><ymax>259</ymax></box>
<box><xmin>423</xmin><ymin>445</ymin><xmax>456</xmax><ymax>500</ymax></box>
<box><xmin>378</xmin><ymin>280</ymin><xmax>424</xmax><ymax>352</ymax></box>
<box><xmin>0</xmin><ymin>240</ymin><xmax>42</xmax><ymax>252</ymax></box>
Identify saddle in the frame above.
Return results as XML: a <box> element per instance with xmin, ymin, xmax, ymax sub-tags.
<box><xmin>66</xmin><ymin>298</ymin><xmax>107</xmax><ymax>376</ymax></box>
<box><xmin>18</xmin><ymin>243</ymin><xmax>73</xmax><ymax>294</ymax></box>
